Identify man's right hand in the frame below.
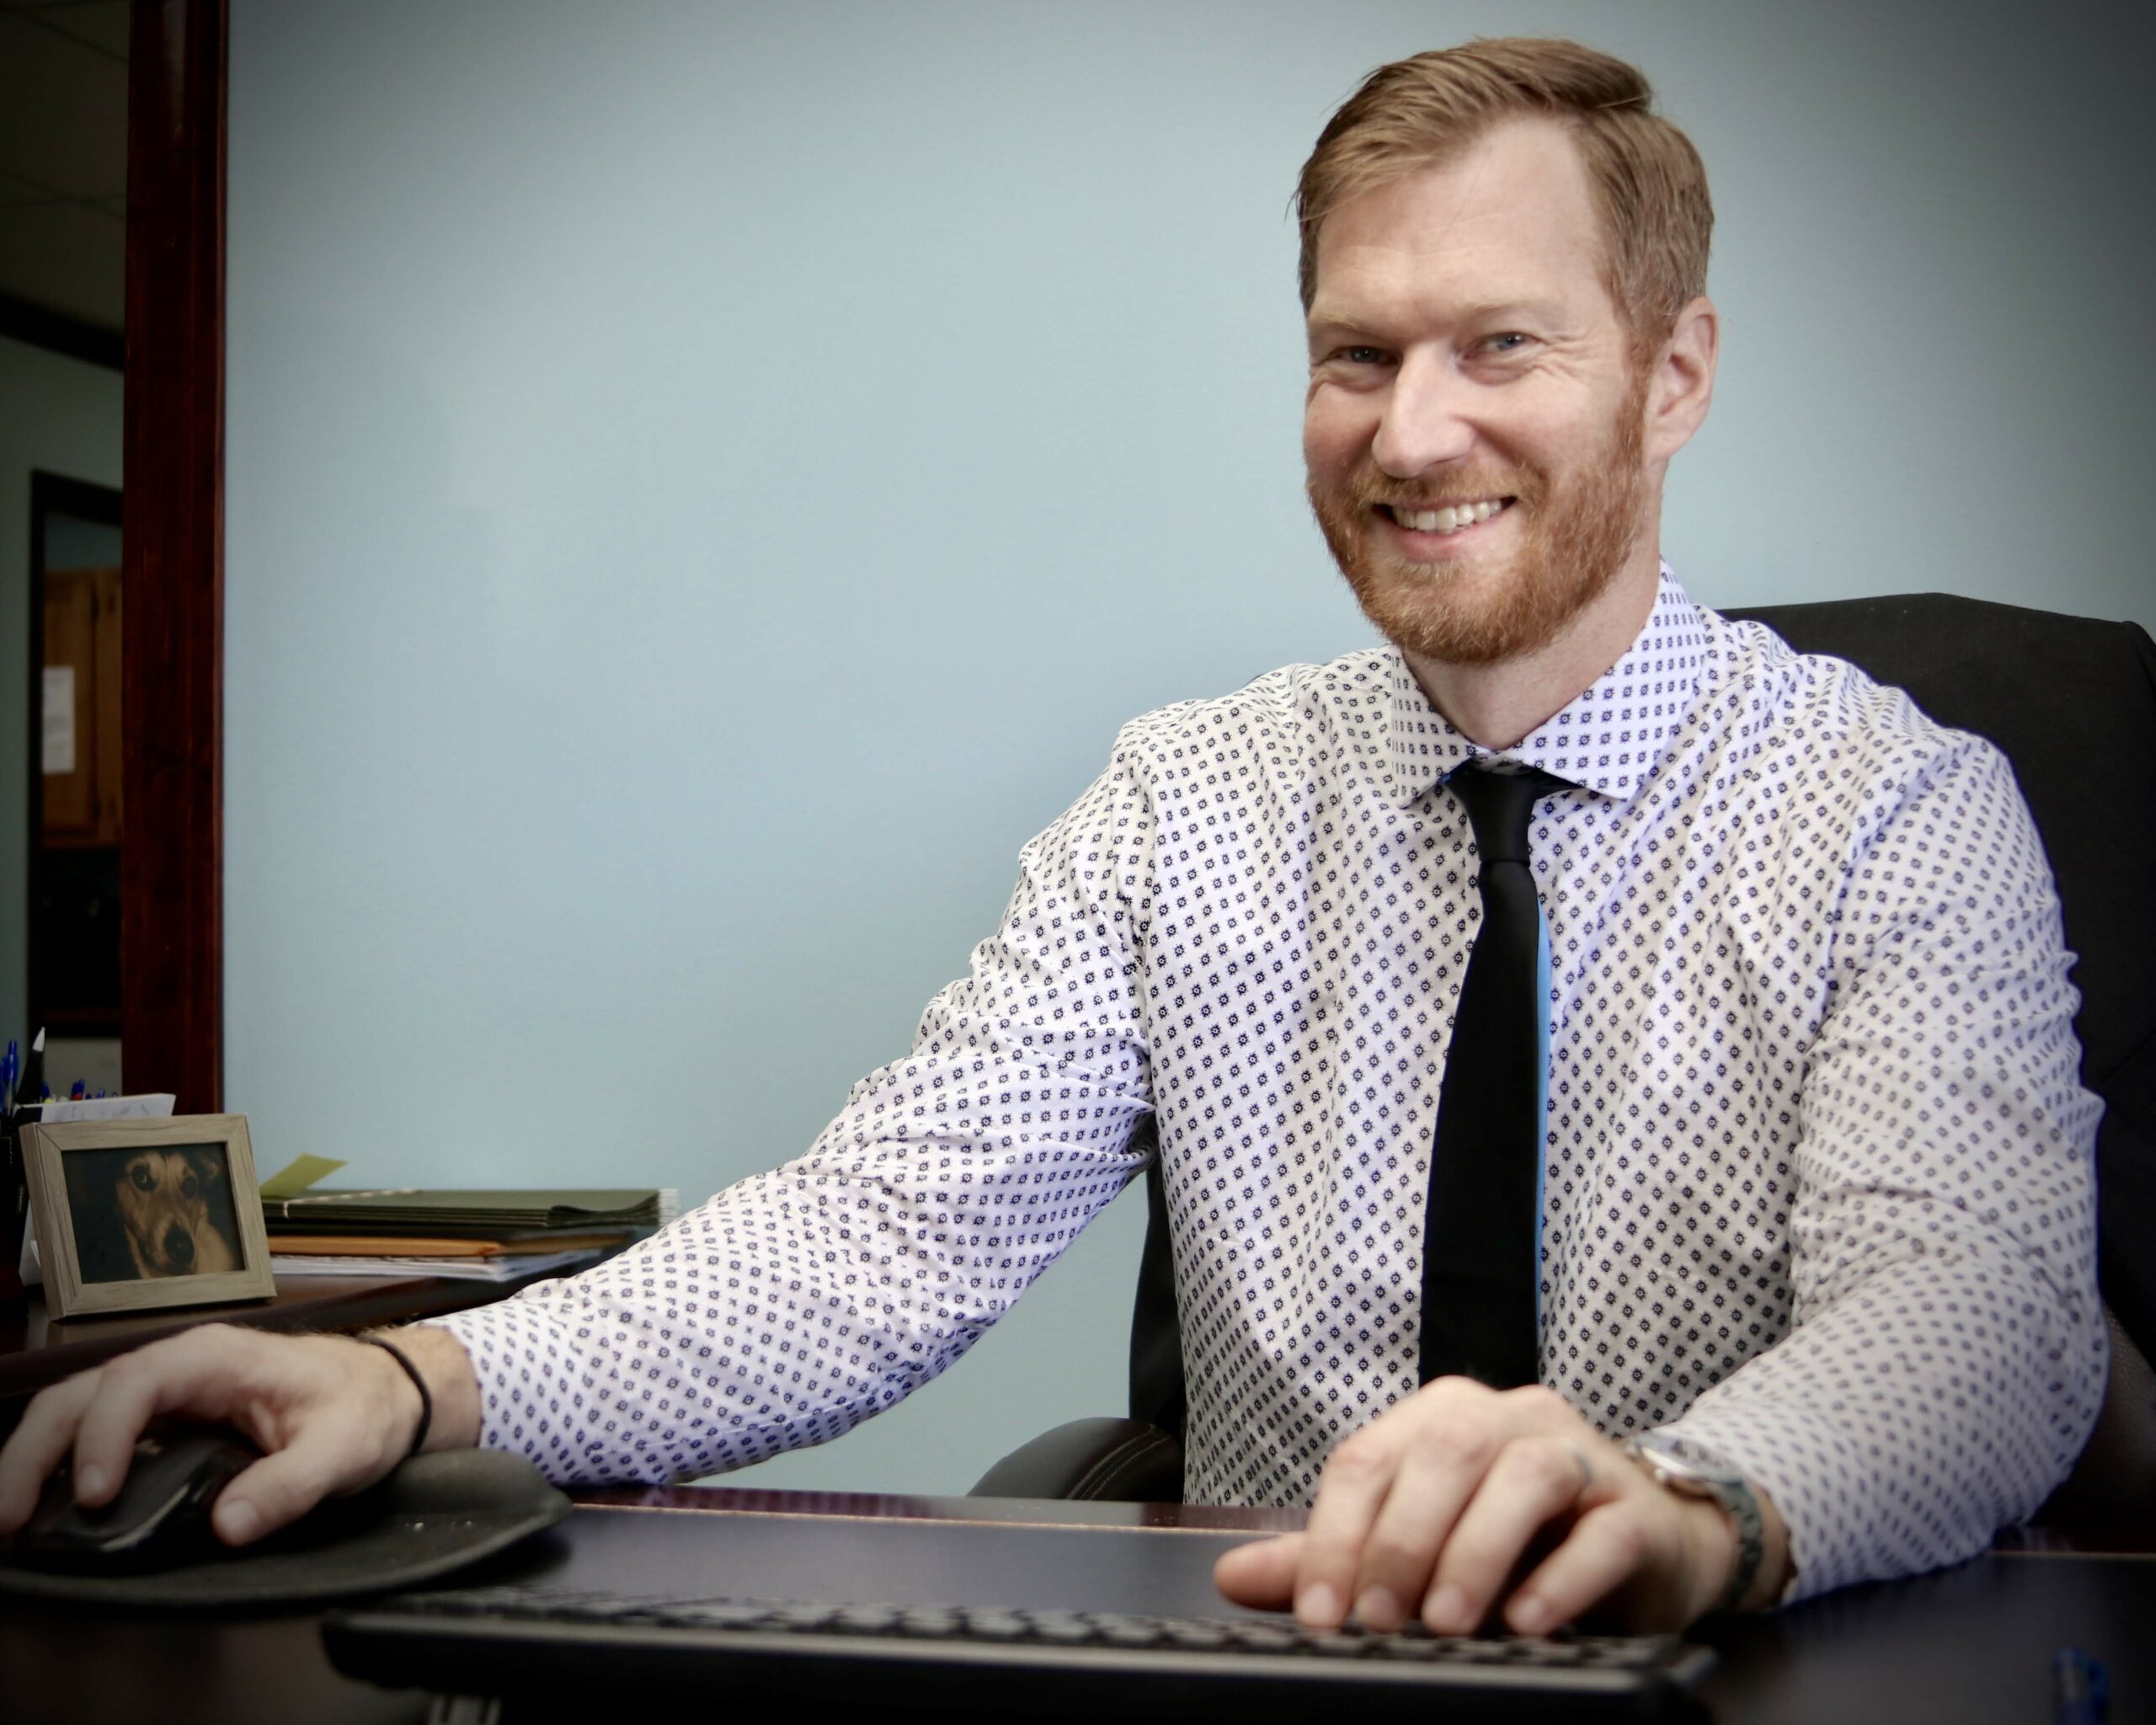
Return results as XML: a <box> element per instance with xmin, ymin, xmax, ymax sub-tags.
<box><xmin>0</xmin><ymin>1322</ymin><xmax>481</xmax><ymax>1547</ymax></box>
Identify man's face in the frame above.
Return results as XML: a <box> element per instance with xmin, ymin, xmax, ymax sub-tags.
<box><xmin>1303</xmin><ymin>120</ymin><xmax>1655</xmax><ymax>667</ymax></box>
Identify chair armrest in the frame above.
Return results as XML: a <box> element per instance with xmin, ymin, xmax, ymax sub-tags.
<box><xmin>2036</xmin><ymin>1306</ymin><xmax>2156</xmax><ymax>1532</ymax></box>
<box><xmin>969</xmin><ymin>1418</ymin><xmax>1186</xmax><ymax>1503</ymax></box>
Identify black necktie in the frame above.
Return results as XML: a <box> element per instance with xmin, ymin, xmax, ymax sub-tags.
<box><xmin>1417</xmin><ymin>761</ymin><xmax>1568</xmax><ymax>1389</ymax></box>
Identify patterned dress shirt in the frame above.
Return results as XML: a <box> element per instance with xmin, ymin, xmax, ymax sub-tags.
<box><xmin>430</xmin><ymin>567</ymin><xmax>2105</xmax><ymax>1603</ymax></box>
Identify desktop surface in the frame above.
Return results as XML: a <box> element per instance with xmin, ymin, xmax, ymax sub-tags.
<box><xmin>0</xmin><ymin>1483</ymin><xmax>2148</xmax><ymax>1724</ymax></box>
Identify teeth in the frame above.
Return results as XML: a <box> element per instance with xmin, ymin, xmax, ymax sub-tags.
<box><xmin>1395</xmin><ymin>499</ymin><xmax>1507</xmax><ymax>535</ymax></box>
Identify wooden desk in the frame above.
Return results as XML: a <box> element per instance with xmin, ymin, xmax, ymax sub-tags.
<box><xmin>0</xmin><ymin>1273</ymin><xmax>535</xmax><ymax>1436</ymax></box>
<box><xmin>0</xmin><ymin>1484</ymin><xmax>2149</xmax><ymax>1723</ymax></box>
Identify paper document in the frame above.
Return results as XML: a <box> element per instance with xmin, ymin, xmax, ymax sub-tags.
<box><xmin>259</xmin><ymin>1153</ymin><xmax>349</xmax><ymax>1200</ymax></box>
<box><xmin>39</xmin><ymin>1094</ymin><xmax>179</xmax><ymax>1124</ymax></box>
<box><xmin>267</xmin><ymin>1248</ymin><xmax>607</xmax><ymax>1282</ymax></box>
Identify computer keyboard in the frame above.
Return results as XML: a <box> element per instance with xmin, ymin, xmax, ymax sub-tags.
<box><xmin>324</xmin><ymin>1585</ymin><xmax>1717</xmax><ymax>1720</ymax></box>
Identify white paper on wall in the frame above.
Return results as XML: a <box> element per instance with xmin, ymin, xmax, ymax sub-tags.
<box><xmin>41</xmin><ymin>665</ymin><xmax>76</xmax><ymax>775</ymax></box>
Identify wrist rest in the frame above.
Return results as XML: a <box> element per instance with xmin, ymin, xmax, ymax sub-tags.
<box><xmin>0</xmin><ymin>1449</ymin><xmax>570</xmax><ymax>1610</ymax></box>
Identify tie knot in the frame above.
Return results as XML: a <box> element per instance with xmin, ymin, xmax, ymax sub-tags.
<box><xmin>1446</xmin><ymin>762</ymin><xmax>1567</xmax><ymax>865</ymax></box>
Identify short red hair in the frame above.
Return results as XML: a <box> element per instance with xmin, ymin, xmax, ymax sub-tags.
<box><xmin>1297</xmin><ymin>39</ymin><xmax>1713</xmax><ymax>359</ymax></box>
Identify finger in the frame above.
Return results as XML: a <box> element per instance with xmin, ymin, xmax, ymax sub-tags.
<box><xmin>0</xmin><ymin>1371</ymin><xmax>101</xmax><ymax>1531</ymax></box>
<box><xmin>1422</xmin><ymin>1436</ymin><xmax>1593</xmax><ymax>1634</ymax></box>
<box><xmin>1346</xmin><ymin>1441</ymin><xmax>1488</xmax><ymax>1631</ymax></box>
<box><xmin>1214</xmin><ymin>1533</ymin><xmax>1304</xmax><ymax>1610</ymax></box>
<box><xmin>1295</xmin><ymin>1427</ymin><xmax>1411</xmax><ymax>1627</ymax></box>
<box><xmin>1504</xmin><ymin>1500</ymin><xmax>1657</xmax><ymax>1636</ymax></box>
<box><xmin>211</xmin><ymin>1431</ymin><xmax>356</xmax><ymax>1546</ymax></box>
<box><xmin>69</xmin><ymin>1341</ymin><xmax>219</xmax><ymax>1506</ymax></box>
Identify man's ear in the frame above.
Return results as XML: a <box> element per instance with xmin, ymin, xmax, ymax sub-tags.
<box><xmin>1644</xmin><ymin>296</ymin><xmax>1718</xmax><ymax>465</ymax></box>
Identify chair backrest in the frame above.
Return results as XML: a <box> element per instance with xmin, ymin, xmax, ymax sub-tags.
<box><xmin>1724</xmin><ymin>595</ymin><xmax>2156</xmax><ymax>1366</ymax></box>
<box><xmin>1129</xmin><ymin>595</ymin><xmax>2156</xmax><ymax>1489</ymax></box>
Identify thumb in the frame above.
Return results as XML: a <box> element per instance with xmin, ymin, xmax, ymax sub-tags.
<box><xmin>1214</xmin><ymin>1531</ymin><xmax>1305</xmax><ymax>1610</ymax></box>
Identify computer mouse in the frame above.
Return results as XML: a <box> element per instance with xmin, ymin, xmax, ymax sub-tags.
<box><xmin>10</xmin><ymin>1428</ymin><xmax>264</xmax><ymax>1573</ymax></box>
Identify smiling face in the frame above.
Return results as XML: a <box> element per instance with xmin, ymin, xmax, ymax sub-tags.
<box><xmin>1303</xmin><ymin>120</ymin><xmax>1662</xmax><ymax>666</ymax></box>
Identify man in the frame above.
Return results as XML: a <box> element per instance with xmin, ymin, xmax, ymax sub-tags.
<box><xmin>0</xmin><ymin>39</ymin><xmax>2105</xmax><ymax>1637</ymax></box>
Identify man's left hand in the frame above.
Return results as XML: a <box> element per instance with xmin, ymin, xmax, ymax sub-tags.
<box><xmin>1213</xmin><ymin>1379</ymin><xmax>1776</xmax><ymax>1636</ymax></box>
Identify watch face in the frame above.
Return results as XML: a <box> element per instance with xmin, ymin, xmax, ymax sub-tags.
<box><xmin>1634</xmin><ymin>1434</ymin><xmax>1745</xmax><ymax>1488</ymax></box>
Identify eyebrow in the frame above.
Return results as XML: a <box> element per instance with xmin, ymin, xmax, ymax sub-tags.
<box><xmin>1305</xmin><ymin>298</ymin><xmax>1570</xmax><ymax>340</ymax></box>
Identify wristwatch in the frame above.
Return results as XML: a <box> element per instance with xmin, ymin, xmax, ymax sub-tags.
<box><xmin>1620</xmin><ymin>1431</ymin><xmax>1765</xmax><ymax>1614</ymax></box>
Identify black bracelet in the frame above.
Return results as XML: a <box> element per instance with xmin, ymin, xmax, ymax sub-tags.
<box><xmin>355</xmin><ymin>1333</ymin><xmax>433</xmax><ymax>1458</ymax></box>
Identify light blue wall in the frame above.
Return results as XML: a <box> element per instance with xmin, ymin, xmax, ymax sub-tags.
<box><xmin>0</xmin><ymin>334</ymin><xmax>124</xmax><ymax>1049</ymax></box>
<box><xmin>224</xmin><ymin>0</ymin><xmax>2156</xmax><ymax>1493</ymax></box>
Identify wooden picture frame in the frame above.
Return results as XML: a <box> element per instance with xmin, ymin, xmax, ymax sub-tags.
<box><xmin>19</xmin><ymin>1114</ymin><xmax>275</xmax><ymax>1318</ymax></box>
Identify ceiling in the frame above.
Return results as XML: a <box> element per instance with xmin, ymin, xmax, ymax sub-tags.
<box><xmin>0</xmin><ymin>0</ymin><xmax>129</xmax><ymax>336</ymax></box>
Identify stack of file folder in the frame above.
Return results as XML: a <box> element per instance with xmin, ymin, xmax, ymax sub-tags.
<box><xmin>264</xmin><ymin>1188</ymin><xmax>672</xmax><ymax>1282</ymax></box>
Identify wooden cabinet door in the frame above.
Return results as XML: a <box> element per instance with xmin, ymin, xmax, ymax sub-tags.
<box><xmin>43</xmin><ymin>566</ymin><xmax>123</xmax><ymax>846</ymax></box>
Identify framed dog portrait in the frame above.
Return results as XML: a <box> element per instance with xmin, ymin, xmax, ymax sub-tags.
<box><xmin>19</xmin><ymin>1114</ymin><xmax>276</xmax><ymax>1318</ymax></box>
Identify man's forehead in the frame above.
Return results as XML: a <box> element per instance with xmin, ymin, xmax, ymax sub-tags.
<box><xmin>1306</xmin><ymin>120</ymin><xmax>1609</xmax><ymax>323</ymax></box>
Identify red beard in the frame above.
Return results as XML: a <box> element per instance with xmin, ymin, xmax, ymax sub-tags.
<box><xmin>1308</xmin><ymin>375</ymin><xmax>1650</xmax><ymax>667</ymax></box>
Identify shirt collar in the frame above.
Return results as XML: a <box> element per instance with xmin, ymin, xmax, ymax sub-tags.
<box><xmin>1378</xmin><ymin>563</ymin><xmax>1713</xmax><ymax>808</ymax></box>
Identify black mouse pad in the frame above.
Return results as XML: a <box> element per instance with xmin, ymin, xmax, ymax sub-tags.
<box><xmin>0</xmin><ymin>1450</ymin><xmax>571</xmax><ymax>1610</ymax></box>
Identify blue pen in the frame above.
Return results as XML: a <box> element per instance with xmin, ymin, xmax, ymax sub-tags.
<box><xmin>2054</xmin><ymin>1648</ymin><xmax>2109</xmax><ymax>1725</ymax></box>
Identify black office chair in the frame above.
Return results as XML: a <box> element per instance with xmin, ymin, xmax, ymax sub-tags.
<box><xmin>969</xmin><ymin>594</ymin><xmax>2156</xmax><ymax>1529</ymax></box>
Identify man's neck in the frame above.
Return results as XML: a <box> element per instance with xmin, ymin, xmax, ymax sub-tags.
<box><xmin>1401</xmin><ymin>552</ymin><xmax>1662</xmax><ymax>751</ymax></box>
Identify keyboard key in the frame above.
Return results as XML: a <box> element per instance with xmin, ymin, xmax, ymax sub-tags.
<box><xmin>1365</xmin><ymin>1635</ymin><xmax>1455</xmax><ymax>1662</ymax></box>
<box><xmin>659</xmin><ymin>1602</ymin><xmax>781</xmax><ymax>1631</ymax></box>
<box><xmin>768</xmin><ymin>1604</ymin><xmax>840</xmax><ymax>1632</ymax></box>
<box><xmin>1296</xmin><ymin>1629</ymin><xmax>1379</xmax><ymax>1658</ymax></box>
<box><xmin>1027</xmin><ymin>1613</ymin><xmax>1099</xmax><ymax>1645</ymax></box>
<box><xmin>961</xmin><ymin>1610</ymin><xmax>1033</xmax><ymax>1642</ymax></box>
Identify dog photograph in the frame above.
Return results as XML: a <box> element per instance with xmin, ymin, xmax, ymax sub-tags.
<box><xmin>62</xmin><ymin>1142</ymin><xmax>243</xmax><ymax>1284</ymax></box>
<box><xmin>19</xmin><ymin>1113</ymin><xmax>276</xmax><ymax>1317</ymax></box>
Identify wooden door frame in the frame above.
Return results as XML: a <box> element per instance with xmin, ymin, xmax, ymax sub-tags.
<box><xmin>120</xmin><ymin>0</ymin><xmax>225</xmax><ymax>1109</ymax></box>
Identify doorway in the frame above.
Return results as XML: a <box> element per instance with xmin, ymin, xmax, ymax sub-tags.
<box><xmin>29</xmin><ymin>470</ymin><xmax>125</xmax><ymax>1095</ymax></box>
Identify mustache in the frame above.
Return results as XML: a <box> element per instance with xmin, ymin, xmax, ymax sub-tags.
<box><xmin>1337</xmin><ymin>467</ymin><xmax>1545</xmax><ymax>513</ymax></box>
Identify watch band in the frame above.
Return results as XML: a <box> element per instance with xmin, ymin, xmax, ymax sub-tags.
<box><xmin>1621</xmin><ymin>1434</ymin><xmax>1765</xmax><ymax>1614</ymax></box>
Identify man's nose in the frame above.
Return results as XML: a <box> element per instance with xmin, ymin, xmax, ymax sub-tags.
<box><xmin>1370</xmin><ymin>350</ymin><xmax>1476</xmax><ymax>479</ymax></box>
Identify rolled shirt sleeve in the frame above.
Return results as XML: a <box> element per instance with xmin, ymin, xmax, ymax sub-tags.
<box><xmin>1661</xmin><ymin>729</ymin><xmax>2105</xmax><ymax>1599</ymax></box>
